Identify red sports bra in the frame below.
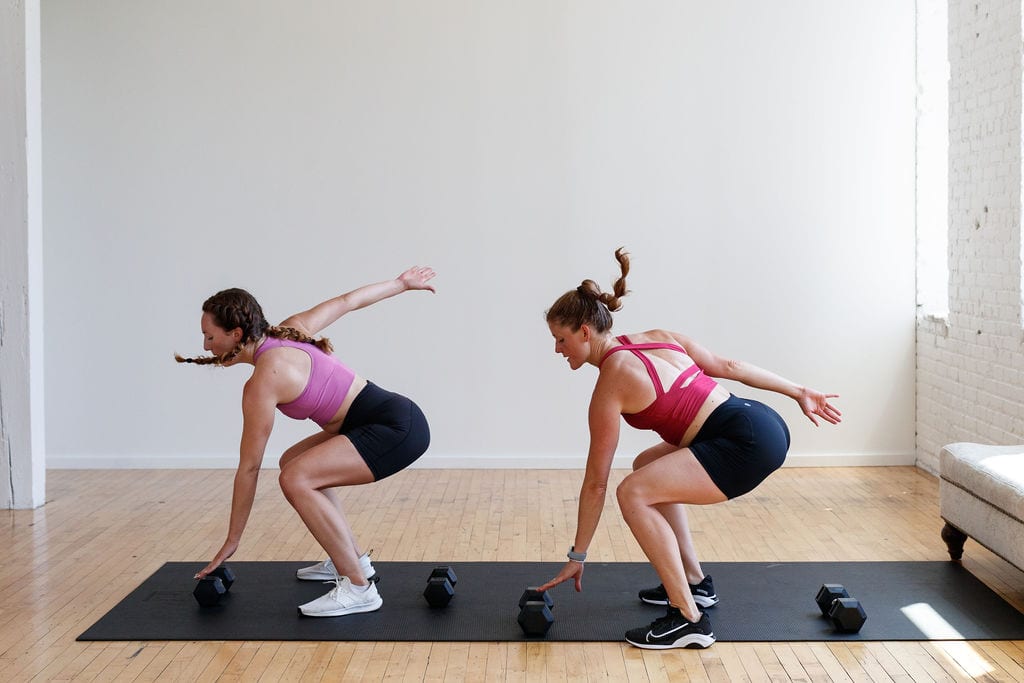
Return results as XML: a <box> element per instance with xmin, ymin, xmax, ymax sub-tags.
<box><xmin>599</xmin><ymin>334</ymin><xmax>719</xmax><ymax>445</ymax></box>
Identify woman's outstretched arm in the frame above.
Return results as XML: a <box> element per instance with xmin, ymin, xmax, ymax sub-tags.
<box><xmin>673</xmin><ymin>332</ymin><xmax>841</xmax><ymax>426</ymax></box>
<box><xmin>281</xmin><ymin>266</ymin><xmax>436</xmax><ymax>336</ymax></box>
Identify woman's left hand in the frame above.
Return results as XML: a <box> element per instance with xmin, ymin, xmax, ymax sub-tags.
<box><xmin>798</xmin><ymin>388</ymin><xmax>842</xmax><ymax>426</ymax></box>
<box><xmin>194</xmin><ymin>539</ymin><xmax>239</xmax><ymax>579</ymax></box>
<box><xmin>398</xmin><ymin>266</ymin><xmax>437</xmax><ymax>293</ymax></box>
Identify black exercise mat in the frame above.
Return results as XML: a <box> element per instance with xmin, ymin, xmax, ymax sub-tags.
<box><xmin>78</xmin><ymin>561</ymin><xmax>1024</xmax><ymax>642</ymax></box>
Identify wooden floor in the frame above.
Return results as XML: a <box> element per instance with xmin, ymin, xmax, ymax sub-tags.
<box><xmin>1</xmin><ymin>466</ymin><xmax>1022</xmax><ymax>682</ymax></box>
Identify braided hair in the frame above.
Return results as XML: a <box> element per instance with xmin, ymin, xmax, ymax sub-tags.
<box><xmin>175</xmin><ymin>288</ymin><xmax>333</xmax><ymax>365</ymax></box>
<box><xmin>545</xmin><ymin>247</ymin><xmax>630</xmax><ymax>333</ymax></box>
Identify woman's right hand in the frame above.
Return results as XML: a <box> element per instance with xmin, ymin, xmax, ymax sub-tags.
<box><xmin>537</xmin><ymin>560</ymin><xmax>585</xmax><ymax>593</ymax></box>
<box><xmin>194</xmin><ymin>538</ymin><xmax>238</xmax><ymax>579</ymax></box>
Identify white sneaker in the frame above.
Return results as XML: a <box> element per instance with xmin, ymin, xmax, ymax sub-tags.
<box><xmin>296</xmin><ymin>552</ymin><xmax>376</xmax><ymax>582</ymax></box>
<box><xmin>298</xmin><ymin>576</ymin><xmax>383</xmax><ymax>617</ymax></box>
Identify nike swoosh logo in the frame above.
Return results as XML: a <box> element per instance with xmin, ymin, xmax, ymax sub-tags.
<box><xmin>649</xmin><ymin>623</ymin><xmax>689</xmax><ymax>640</ymax></box>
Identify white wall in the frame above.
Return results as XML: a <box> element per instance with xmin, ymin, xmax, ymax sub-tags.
<box><xmin>917</xmin><ymin>0</ymin><xmax>1024</xmax><ymax>474</ymax></box>
<box><xmin>42</xmin><ymin>1</ymin><xmax>917</xmax><ymax>469</ymax></box>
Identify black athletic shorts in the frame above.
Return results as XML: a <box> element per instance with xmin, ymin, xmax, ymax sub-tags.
<box><xmin>340</xmin><ymin>381</ymin><xmax>430</xmax><ymax>481</ymax></box>
<box><xmin>689</xmin><ymin>395</ymin><xmax>791</xmax><ymax>499</ymax></box>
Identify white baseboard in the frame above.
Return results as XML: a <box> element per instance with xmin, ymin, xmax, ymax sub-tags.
<box><xmin>47</xmin><ymin>451</ymin><xmax>918</xmax><ymax>470</ymax></box>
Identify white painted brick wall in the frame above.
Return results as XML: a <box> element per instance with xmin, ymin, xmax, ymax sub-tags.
<box><xmin>916</xmin><ymin>0</ymin><xmax>1024</xmax><ymax>473</ymax></box>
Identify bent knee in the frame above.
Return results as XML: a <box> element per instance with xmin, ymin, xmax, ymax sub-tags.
<box><xmin>616</xmin><ymin>475</ymin><xmax>647</xmax><ymax>508</ymax></box>
<box><xmin>278</xmin><ymin>465</ymin><xmax>311</xmax><ymax>499</ymax></box>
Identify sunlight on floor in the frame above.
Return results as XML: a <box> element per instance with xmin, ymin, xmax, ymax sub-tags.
<box><xmin>901</xmin><ymin>602</ymin><xmax>963</xmax><ymax>639</ymax></box>
<box><xmin>900</xmin><ymin>603</ymin><xmax>994</xmax><ymax>677</ymax></box>
<box><xmin>936</xmin><ymin>641</ymin><xmax>997</xmax><ymax>678</ymax></box>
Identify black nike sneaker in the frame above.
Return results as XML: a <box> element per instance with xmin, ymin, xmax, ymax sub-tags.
<box><xmin>625</xmin><ymin>607</ymin><xmax>716</xmax><ymax>649</ymax></box>
<box><xmin>638</xmin><ymin>575</ymin><xmax>719</xmax><ymax>608</ymax></box>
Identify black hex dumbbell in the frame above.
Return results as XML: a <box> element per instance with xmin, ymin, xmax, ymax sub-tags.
<box><xmin>210</xmin><ymin>565</ymin><xmax>235</xmax><ymax>590</ymax></box>
<box><xmin>828</xmin><ymin>597</ymin><xmax>867</xmax><ymax>633</ymax></box>
<box><xmin>518</xmin><ymin>586</ymin><xmax>554</xmax><ymax>610</ymax></box>
<box><xmin>517</xmin><ymin>586</ymin><xmax>554</xmax><ymax>636</ymax></box>
<box><xmin>193</xmin><ymin>565</ymin><xmax>236</xmax><ymax>607</ymax></box>
<box><xmin>423</xmin><ymin>566</ymin><xmax>458</xmax><ymax>608</ymax></box>
<box><xmin>814</xmin><ymin>583</ymin><xmax>849</xmax><ymax>615</ymax></box>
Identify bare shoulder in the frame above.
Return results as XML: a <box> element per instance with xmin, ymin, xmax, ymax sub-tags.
<box><xmin>249</xmin><ymin>353</ymin><xmax>288</xmax><ymax>386</ymax></box>
<box><xmin>591</xmin><ymin>367</ymin><xmax>626</xmax><ymax>411</ymax></box>
<box><xmin>242</xmin><ymin>369</ymin><xmax>278</xmax><ymax>406</ymax></box>
<box><xmin>277</xmin><ymin>316</ymin><xmax>312</xmax><ymax>336</ymax></box>
<box><xmin>249</xmin><ymin>349</ymin><xmax>306</xmax><ymax>400</ymax></box>
<box><xmin>632</xmin><ymin>328</ymin><xmax>706</xmax><ymax>363</ymax></box>
<box><xmin>629</xmin><ymin>328</ymin><xmax>683</xmax><ymax>344</ymax></box>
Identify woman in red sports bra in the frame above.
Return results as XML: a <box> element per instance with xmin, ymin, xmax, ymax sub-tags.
<box><xmin>538</xmin><ymin>248</ymin><xmax>841</xmax><ymax>650</ymax></box>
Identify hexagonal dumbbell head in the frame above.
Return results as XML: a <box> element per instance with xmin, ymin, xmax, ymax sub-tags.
<box><xmin>828</xmin><ymin>597</ymin><xmax>867</xmax><ymax>633</ymax></box>
<box><xmin>518</xmin><ymin>587</ymin><xmax>554</xmax><ymax>610</ymax></box>
<box><xmin>193</xmin><ymin>576</ymin><xmax>227</xmax><ymax>607</ymax></box>
<box><xmin>815</xmin><ymin>583</ymin><xmax>849</xmax><ymax>615</ymax></box>
<box><xmin>517</xmin><ymin>600</ymin><xmax>554</xmax><ymax>636</ymax></box>
<box><xmin>423</xmin><ymin>575</ymin><xmax>455</xmax><ymax>608</ymax></box>
<box><xmin>430</xmin><ymin>566</ymin><xmax>457</xmax><ymax>587</ymax></box>
<box><xmin>209</xmin><ymin>565</ymin><xmax>235</xmax><ymax>591</ymax></box>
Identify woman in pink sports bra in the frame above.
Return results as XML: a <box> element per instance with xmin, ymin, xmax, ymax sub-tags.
<box><xmin>176</xmin><ymin>266</ymin><xmax>435</xmax><ymax>618</ymax></box>
<box><xmin>538</xmin><ymin>248</ymin><xmax>841</xmax><ymax>650</ymax></box>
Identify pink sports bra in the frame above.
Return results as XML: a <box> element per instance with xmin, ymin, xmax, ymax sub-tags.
<box><xmin>253</xmin><ymin>336</ymin><xmax>356</xmax><ymax>427</ymax></box>
<box><xmin>599</xmin><ymin>334</ymin><xmax>719</xmax><ymax>445</ymax></box>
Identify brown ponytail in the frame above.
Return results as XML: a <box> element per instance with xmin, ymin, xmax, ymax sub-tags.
<box><xmin>546</xmin><ymin>247</ymin><xmax>630</xmax><ymax>333</ymax></box>
<box><xmin>265</xmin><ymin>325</ymin><xmax>333</xmax><ymax>354</ymax></box>
<box><xmin>173</xmin><ymin>352</ymin><xmax>224</xmax><ymax>366</ymax></box>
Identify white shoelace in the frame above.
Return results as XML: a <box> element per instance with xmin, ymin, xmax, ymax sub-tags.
<box><xmin>324</xmin><ymin>578</ymin><xmax>353</xmax><ymax>605</ymax></box>
<box><xmin>323</xmin><ymin>577</ymin><xmax>373</xmax><ymax>607</ymax></box>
